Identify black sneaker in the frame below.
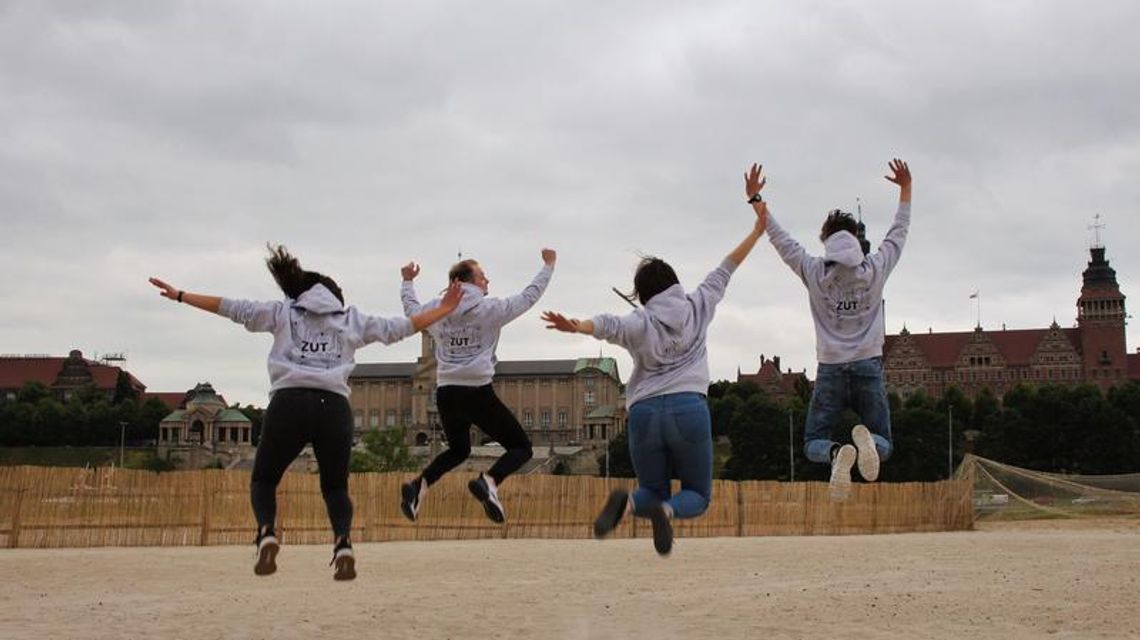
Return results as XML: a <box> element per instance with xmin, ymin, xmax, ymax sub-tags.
<box><xmin>330</xmin><ymin>539</ymin><xmax>356</xmax><ymax>581</ymax></box>
<box><xmin>467</xmin><ymin>473</ymin><xmax>506</xmax><ymax>523</ymax></box>
<box><xmin>594</xmin><ymin>489</ymin><xmax>629</xmax><ymax>539</ymax></box>
<box><xmin>401</xmin><ymin>476</ymin><xmax>426</xmax><ymax>522</ymax></box>
<box><xmin>254</xmin><ymin>528</ymin><xmax>279</xmax><ymax>576</ymax></box>
<box><xmin>649</xmin><ymin>503</ymin><xmax>673</xmax><ymax>556</ymax></box>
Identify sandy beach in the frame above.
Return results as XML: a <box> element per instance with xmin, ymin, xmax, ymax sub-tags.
<box><xmin>2</xmin><ymin>519</ymin><xmax>1138</xmax><ymax>640</ymax></box>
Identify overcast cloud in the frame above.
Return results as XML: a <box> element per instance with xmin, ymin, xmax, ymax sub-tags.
<box><xmin>2</xmin><ymin>1</ymin><xmax>1138</xmax><ymax>406</ymax></box>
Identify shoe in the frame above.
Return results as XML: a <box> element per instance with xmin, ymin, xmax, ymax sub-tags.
<box><xmin>851</xmin><ymin>424</ymin><xmax>880</xmax><ymax>482</ymax></box>
<box><xmin>401</xmin><ymin>476</ymin><xmax>426</xmax><ymax>522</ymax></box>
<box><xmin>593</xmin><ymin>489</ymin><xmax>629</xmax><ymax>539</ymax></box>
<box><xmin>467</xmin><ymin>473</ymin><xmax>506</xmax><ymax>524</ymax></box>
<box><xmin>829</xmin><ymin>444</ymin><xmax>857</xmax><ymax>502</ymax></box>
<box><xmin>648</xmin><ymin>502</ymin><xmax>673</xmax><ymax>556</ymax></box>
<box><xmin>330</xmin><ymin>539</ymin><xmax>356</xmax><ymax>581</ymax></box>
<box><xmin>253</xmin><ymin>528</ymin><xmax>279</xmax><ymax>576</ymax></box>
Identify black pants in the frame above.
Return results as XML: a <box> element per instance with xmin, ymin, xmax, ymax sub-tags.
<box><xmin>250</xmin><ymin>388</ymin><xmax>354</xmax><ymax>539</ymax></box>
<box><xmin>421</xmin><ymin>384</ymin><xmax>533</xmax><ymax>486</ymax></box>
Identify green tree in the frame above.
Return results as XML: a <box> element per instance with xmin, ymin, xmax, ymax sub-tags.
<box><xmin>596</xmin><ymin>430</ymin><xmax>634</xmax><ymax>477</ymax></box>
<box><xmin>722</xmin><ymin>392</ymin><xmax>792</xmax><ymax>480</ymax></box>
<box><xmin>350</xmin><ymin>427</ymin><xmax>419</xmax><ymax>473</ymax></box>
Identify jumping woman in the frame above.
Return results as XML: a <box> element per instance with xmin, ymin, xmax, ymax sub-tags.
<box><xmin>541</xmin><ymin>165</ymin><xmax>768</xmax><ymax>555</ymax></box>
<box><xmin>149</xmin><ymin>245</ymin><xmax>462</xmax><ymax>580</ymax></box>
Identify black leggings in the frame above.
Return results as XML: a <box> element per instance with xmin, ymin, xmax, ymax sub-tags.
<box><xmin>421</xmin><ymin>384</ymin><xmax>533</xmax><ymax>486</ymax></box>
<box><xmin>250</xmin><ymin>388</ymin><xmax>354</xmax><ymax>539</ymax></box>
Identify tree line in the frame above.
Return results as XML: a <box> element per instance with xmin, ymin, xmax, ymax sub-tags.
<box><xmin>600</xmin><ymin>380</ymin><xmax>1140</xmax><ymax>481</ymax></box>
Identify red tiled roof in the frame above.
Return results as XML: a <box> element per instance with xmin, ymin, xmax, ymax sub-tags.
<box><xmin>887</xmin><ymin>327</ymin><xmax>1083</xmax><ymax>368</ymax></box>
<box><xmin>0</xmin><ymin>355</ymin><xmax>145</xmax><ymax>392</ymax></box>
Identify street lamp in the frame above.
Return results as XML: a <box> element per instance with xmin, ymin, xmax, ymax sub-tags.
<box><xmin>788</xmin><ymin>409</ymin><xmax>795</xmax><ymax>482</ymax></box>
<box><xmin>947</xmin><ymin>406</ymin><xmax>953</xmax><ymax>479</ymax></box>
<box><xmin>119</xmin><ymin>421</ymin><xmax>128</xmax><ymax>469</ymax></box>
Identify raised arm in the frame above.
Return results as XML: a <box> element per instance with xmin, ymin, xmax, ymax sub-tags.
<box><xmin>727</xmin><ymin>162</ymin><xmax>770</xmax><ymax>267</ymax></box>
<box><xmin>149</xmin><ymin>277</ymin><xmax>223</xmax><ymax>314</ymax></box>
<box><xmin>541</xmin><ymin>311</ymin><xmax>594</xmax><ymax>335</ymax></box>
<box><xmin>409</xmin><ymin>281</ymin><xmax>463</xmax><ymax>331</ymax></box>
<box><xmin>874</xmin><ymin>158</ymin><xmax>913</xmax><ymax>274</ymax></box>
<box><xmin>399</xmin><ymin>261</ymin><xmax>424</xmax><ymax>316</ymax></box>
<box><xmin>493</xmin><ymin>249</ymin><xmax>556</xmax><ymax>323</ymax></box>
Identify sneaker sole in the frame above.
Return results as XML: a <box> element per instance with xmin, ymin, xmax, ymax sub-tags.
<box><xmin>852</xmin><ymin>424</ymin><xmax>881</xmax><ymax>482</ymax></box>
<box><xmin>254</xmin><ymin>540</ymin><xmax>279</xmax><ymax>576</ymax></box>
<box><xmin>649</xmin><ymin>505</ymin><xmax>673</xmax><ymax>556</ymax></box>
<box><xmin>400</xmin><ymin>482</ymin><xmax>419</xmax><ymax>522</ymax></box>
<box><xmin>467</xmin><ymin>478</ymin><xmax>505</xmax><ymax>524</ymax></box>
<box><xmin>594</xmin><ymin>490</ymin><xmax>628</xmax><ymax>539</ymax></box>
<box><xmin>829</xmin><ymin>444</ymin><xmax>857</xmax><ymax>502</ymax></box>
<box><xmin>333</xmin><ymin>554</ymin><xmax>356</xmax><ymax>581</ymax></box>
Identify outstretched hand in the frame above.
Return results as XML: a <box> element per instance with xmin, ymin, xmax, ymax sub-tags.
<box><xmin>541</xmin><ymin>311</ymin><xmax>579</xmax><ymax>334</ymax></box>
<box><xmin>148</xmin><ymin>277</ymin><xmax>179</xmax><ymax>301</ymax></box>
<box><xmin>744</xmin><ymin>162</ymin><xmax>769</xmax><ymax>234</ymax></box>
<box><xmin>541</xmin><ymin>248</ymin><xmax>557</xmax><ymax>266</ymax></box>
<box><xmin>401</xmin><ymin>262</ymin><xmax>420</xmax><ymax>281</ymax></box>
<box><xmin>885</xmin><ymin>158</ymin><xmax>911</xmax><ymax>188</ymax></box>
<box><xmin>439</xmin><ymin>281</ymin><xmax>464</xmax><ymax>310</ymax></box>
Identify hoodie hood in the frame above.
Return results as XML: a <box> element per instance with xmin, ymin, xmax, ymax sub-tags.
<box><xmin>455</xmin><ymin>282</ymin><xmax>486</xmax><ymax>314</ymax></box>
<box><xmin>644</xmin><ymin>284</ymin><xmax>694</xmax><ymax>334</ymax></box>
<box><xmin>293</xmin><ymin>284</ymin><xmax>345</xmax><ymax>315</ymax></box>
<box><xmin>823</xmin><ymin>231</ymin><xmax>864</xmax><ymax>267</ymax></box>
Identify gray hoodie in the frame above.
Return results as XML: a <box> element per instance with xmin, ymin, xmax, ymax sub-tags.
<box><xmin>219</xmin><ymin>284</ymin><xmax>415</xmax><ymax>398</ymax></box>
<box><xmin>766</xmin><ymin>203</ymin><xmax>911</xmax><ymax>364</ymax></box>
<box><xmin>592</xmin><ymin>259</ymin><xmax>737</xmax><ymax>408</ymax></box>
<box><xmin>401</xmin><ymin>264</ymin><xmax>553</xmax><ymax>387</ymax></box>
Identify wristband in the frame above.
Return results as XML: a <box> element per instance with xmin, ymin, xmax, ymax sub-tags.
<box><xmin>177</xmin><ymin>291</ymin><xmax>184</xmax><ymax>303</ymax></box>
<box><xmin>747</xmin><ymin>193</ymin><xmax>764</xmax><ymax>204</ymax></box>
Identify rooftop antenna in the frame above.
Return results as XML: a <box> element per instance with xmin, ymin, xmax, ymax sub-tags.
<box><xmin>1088</xmin><ymin>214</ymin><xmax>1105</xmax><ymax>249</ymax></box>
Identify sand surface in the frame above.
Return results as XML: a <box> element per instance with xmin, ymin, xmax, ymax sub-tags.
<box><xmin>2</xmin><ymin>520</ymin><xmax>1138</xmax><ymax>640</ymax></box>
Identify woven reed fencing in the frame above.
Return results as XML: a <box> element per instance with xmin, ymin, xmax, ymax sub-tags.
<box><xmin>0</xmin><ymin>466</ymin><xmax>972</xmax><ymax>549</ymax></box>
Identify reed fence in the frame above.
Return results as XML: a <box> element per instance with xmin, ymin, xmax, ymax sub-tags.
<box><xmin>0</xmin><ymin>465</ymin><xmax>972</xmax><ymax>548</ymax></box>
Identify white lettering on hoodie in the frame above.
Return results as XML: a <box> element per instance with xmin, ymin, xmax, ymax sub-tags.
<box><xmin>218</xmin><ymin>284</ymin><xmax>415</xmax><ymax>398</ymax></box>
<box><xmin>766</xmin><ymin>203</ymin><xmax>911</xmax><ymax>364</ymax></box>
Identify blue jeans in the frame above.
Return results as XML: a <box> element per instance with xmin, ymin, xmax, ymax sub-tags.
<box><xmin>626</xmin><ymin>392</ymin><xmax>713</xmax><ymax>520</ymax></box>
<box><xmin>804</xmin><ymin>357</ymin><xmax>893</xmax><ymax>464</ymax></box>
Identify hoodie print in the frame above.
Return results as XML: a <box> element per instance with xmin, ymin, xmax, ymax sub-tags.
<box><xmin>289</xmin><ymin>312</ymin><xmax>346</xmax><ymax>369</ymax></box>
<box><xmin>443</xmin><ymin>322</ymin><xmax>485</xmax><ymax>359</ymax></box>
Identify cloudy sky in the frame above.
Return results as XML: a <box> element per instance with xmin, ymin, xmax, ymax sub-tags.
<box><xmin>2</xmin><ymin>1</ymin><xmax>1138</xmax><ymax>406</ymax></box>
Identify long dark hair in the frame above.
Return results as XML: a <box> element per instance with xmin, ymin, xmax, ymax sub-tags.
<box><xmin>265</xmin><ymin>244</ymin><xmax>344</xmax><ymax>303</ymax></box>
<box><xmin>622</xmin><ymin>256</ymin><xmax>679</xmax><ymax>306</ymax></box>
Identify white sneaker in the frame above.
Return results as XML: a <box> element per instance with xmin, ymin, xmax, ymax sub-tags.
<box><xmin>467</xmin><ymin>473</ymin><xmax>506</xmax><ymax>523</ymax></box>
<box><xmin>829</xmin><ymin>444</ymin><xmax>857</xmax><ymax>502</ymax></box>
<box><xmin>851</xmin><ymin>424</ymin><xmax>880</xmax><ymax>482</ymax></box>
<box><xmin>330</xmin><ymin>543</ymin><xmax>356</xmax><ymax>581</ymax></box>
<box><xmin>254</xmin><ymin>530</ymin><xmax>279</xmax><ymax>576</ymax></box>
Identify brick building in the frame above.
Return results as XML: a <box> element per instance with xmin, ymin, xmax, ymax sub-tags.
<box><xmin>348</xmin><ymin>334</ymin><xmax>626</xmax><ymax>449</ymax></box>
<box><xmin>884</xmin><ymin>242</ymin><xmax>1139</xmax><ymax>399</ymax></box>
<box><xmin>0</xmin><ymin>349</ymin><xmax>145</xmax><ymax>402</ymax></box>
<box><xmin>736</xmin><ymin>354</ymin><xmax>810</xmax><ymax>403</ymax></box>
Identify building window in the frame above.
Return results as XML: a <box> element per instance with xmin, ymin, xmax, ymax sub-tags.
<box><xmin>369</xmin><ymin>410</ymin><xmax>380</xmax><ymax>428</ymax></box>
<box><xmin>541</xmin><ymin>410</ymin><xmax>551</xmax><ymax>427</ymax></box>
<box><xmin>558</xmin><ymin>410</ymin><xmax>567</xmax><ymax>427</ymax></box>
<box><xmin>404</xmin><ymin>409</ymin><xmax>412</xmax><ymax>426</ymax></box>
<box><xmin>523</xmin><ymin>411</ymin><xmax>533</xmax><ymax>427</ymax></box>
<box><xmin>386</xmin><ymin>410</ymin><xmax>397</xmax><ymax>427</ymax></box>
<box><xmin>585</xmin><ymin>391</ymin><xmax>595</xmax><ymax>406</ymax></box>
<box><xmin>585</xmin><ymin>377</ymin><xmax>595</xmax><ymax>388</ymax></box>
<box><xmin>354</xmin><ymin>411</ymin><xmax>363</xmax><ymax>429</ymax></box>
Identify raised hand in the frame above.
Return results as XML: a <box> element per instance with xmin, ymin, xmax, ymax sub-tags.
<box><xmin>744</xmin><ymin>163</ymin><xmax>767</xmax><ymax>201</ymax></box>
<box><xmin>541</xmin><ymin>248</ymin><xmax>557</xmax><ymax>266</ymax></box>
<box><xmin>401</xmin><ymin>262</ymin><xmax>420</xmax><ymax>281</ymax></box>
<box><xmin>541</xmin><ymin>310</ymin><xmax>579</xmax><ymax>333</ymax></box>
<box><xmin>885</xmin><ymin>158</ymin><xmax>911</xmax><ymax>188</ymax></box>
<box><xmin>148</xmin><ymin>277</ymin><xmax>179</xmax><ymax>301</ymax></box>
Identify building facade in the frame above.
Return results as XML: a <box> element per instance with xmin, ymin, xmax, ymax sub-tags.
<box><xmin>884</xmin><ymin>242</ymin><xmax>1139</xmax><ymax>399</ymax></box>
<box><xmin>736</xmin><ymin>354</ymin><xmax>811</xmax><ymax>403</ymax></box>
<box><xmin>157</xmin><ymin>382</ymin><xmax>253</xmax><ymax>462</ymax></box>
<box><xmin>0</xmin><ymin>349</ymin><xmax>145</xmax><ymax>402</ymax></box>
<box><xmin>348</xmin><ymin>334</ymin><xmax>626</xmax><ymax>448</ymax></box>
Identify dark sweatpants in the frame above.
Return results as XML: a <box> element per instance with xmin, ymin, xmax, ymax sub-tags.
<box><xmin>421</xmin><ymin>384</ymin><xmax>533</xmax><ymax>486</ymax></box>
<box><xmin>250</xmin><ymin>388</ymin><xmax>354</xmax><ymax>538</ymax></box>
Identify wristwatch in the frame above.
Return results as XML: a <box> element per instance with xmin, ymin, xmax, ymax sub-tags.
<box><xmin>747</xmin><ymin>192</ymin><xmax>764</xmax><ymax>204</ymax></box>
